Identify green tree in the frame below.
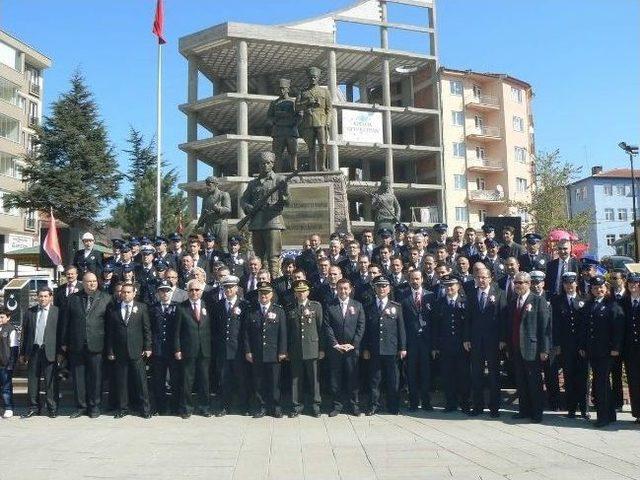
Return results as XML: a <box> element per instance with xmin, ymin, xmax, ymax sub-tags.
<box><xmin>108</xmin><ymin>129</ymin><xmax>190</xmax><ymax>236</ymax></box>
<box><xmin>510</xmin><ymin>150</ymin><xmax>592</xmax><ymax>239</ymax></box>
<box><xmin>4</xmin><ymin>71</ymin><xmax>121</xmax><ymax>228</ymax></box>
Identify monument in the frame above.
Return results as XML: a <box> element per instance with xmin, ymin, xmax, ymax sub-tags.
<box><xmin>297</xmin><ymin>67</ymin><xmax>332</xmax><ymax>172</ymax></box>
<box><xmin>266</xmin><ymin>78</ymin><xmax>300</xmax><ymax>172</ymax></box>
<box><xmin>371</xmin><ymin>176</ymin><xmax>401</xmax><ymax>235</ymax></box>
<box><xmin>195</xmin><ymin>176</ymin><xmax>231</xmax><ymax>249</ymax></box>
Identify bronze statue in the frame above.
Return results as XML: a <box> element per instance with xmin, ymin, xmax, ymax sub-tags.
<box><xmin>195</xmin><ymin>176</ymin><xmax>231</xmax><ymax>250</ymax></box>
<box><xmin>372</xmin><ymin>177</ymin><xmax>401</xmax><ymax>235</ymax></box>
<box><xmin>267</xmin><ymin>78</ymin><xmax>300</xmax><ymax>172</ymax></box>
<box><xmin>240</xmin><ymin>152</ymin><xmax>289</xmax><ymax>279</ymax></box>
<box><xmin>297</xmin><ymin>67</ymin><xmax>332</xmax><ymax>172</ymax></box>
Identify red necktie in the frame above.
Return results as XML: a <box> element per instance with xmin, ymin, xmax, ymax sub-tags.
<box><xmin>414</xmin><ymin>291</ymin><xmax>421</xmax><ymax>308</ymax></box>
<box><xmin>192</xmin><ymin>303</ymin><xmax>201</xmax><ymax>322</ymax></box>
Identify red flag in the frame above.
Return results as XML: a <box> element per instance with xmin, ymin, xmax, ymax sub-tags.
<box><xmin>43</xmin><ymin>209</ymin><xmax>63</xmax><ymax>266</ymax></box>
<box><xmin>177</xmin><ymin>214</ymin><xmax>184</xmax><ymax>235</ymax></box>
<box><xmin>152</xmin><ymin>0</ymin><xmax>166</xmax><ymax>44</ymax></box>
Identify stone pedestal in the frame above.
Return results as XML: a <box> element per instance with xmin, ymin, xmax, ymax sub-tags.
<box><xmin>281</xmin><ymin>171</ymin><xmax>350</xmax><ymax>248</ymax></box>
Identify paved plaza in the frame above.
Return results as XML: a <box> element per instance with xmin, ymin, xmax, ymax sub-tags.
<box><xmin>2</xmin><ymin>408</ymin><xmax>638</xmax><ymax>480</ymax></box>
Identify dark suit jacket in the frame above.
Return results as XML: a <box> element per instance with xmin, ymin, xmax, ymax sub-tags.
<box><xmin>63</xmin><ymin>290</ymin><xmax>112</xmax><ymax>354</ymax></box>
<box><xmin>400</xmin><ymin>290</ymin><xmax>435</xmax><ymax>350</ymax></box>
<box><xmin>465</xmin><ymin>286</ymin><xmax>506</xmax><ymax>348</ymax></box>
<box><xmin>432</xmin><ymin>295</ymin><xmax>469</xmax><ymax>353</ymax></box>
<box><xmin>107</xmin><ymin>301</ymin><xmax>152</xmax><ymax>360</ymax></box>
<box><xmin>149</xmin><ymin>301</ymin><xmax>178</xmax><ymax>358</ymax></box>
<box><xmin>580</xmin><ymin>298</ymin><xmax>624</xmax><ymax>358</ymax></box>
<box><xmin>21</xmin><ymin>305</ymin><xmax>61</xmax><ymax>362</ymax></box>
<box><xmin>54</xmin><ymin>281</ymin><xmax>83</xmax><ymax>312</ymax></box>
<box><xmin>518</xmin><ymin>252</ymin><xmax>551</xmax><ymax>273</ymax></box>
<box><xmin>323</xmin><ymin>298</ymin><xmax>366</xmax><ymax>351</ymax></box>
<box><xmin>287</xmin><ymin>300</ymin><xmax>323</xmax><ymax>361</ymax></box>
<box><xmin>551</xmin><ymin>294</ymin><xmax>586</xmax><ymax>350</ymax></box>
<box><xmin>545</xmin><ymin>257</ymin><xmax>579</xmax><ymax>295</ymax></box>
<box><xmin>363</xmin><ymin>299</ymin><xmax>406</xmax><ymax>356</ymax></box>
<box><xmin>174</xmin><ymin>300</ymin><xmax>213</xmax><ymax>358</ymax></box>
<box><xmin>73</xmin><ymin>249</ymin><xmax>104</xmax><ymax>276</ymax></box>
<box><xmin>243</xmin><ymin>303</ymin><xmax>287</xmax><ymax>363</ymax></box>
<box><xmin>505</xmin><ymin>293</ymin><xmax>551</xmax><ymax>361</ymax></box>
<box><xmin>213</xmin><ymin>297</ymin><xmax>248</xmax><ymax>361</ymax></box>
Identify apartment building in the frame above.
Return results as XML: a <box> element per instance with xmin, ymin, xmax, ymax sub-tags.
<box><xmin>0</xmin><ymin>30</ymin><xmax>51</xmax><ymax>271</ymax></box>
<box><xmin>438</xmin><ymin>68</ymin><xmax>535</xmax><ymax>229</ymax></box>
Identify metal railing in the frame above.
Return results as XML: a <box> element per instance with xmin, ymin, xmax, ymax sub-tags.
<box><xmin>467</xmin><ymin>94</ymin><xmax>499</xmax><ymax>106</ymax></box>
<box><xmin>467</xmin><ymin>125</ymin><xmax>502</xmax><ymax>138</ymax></box>
<box><xmin>29</xmin><ymin>83</ymin><xmax>40</xmax><ymax>97</ymax></box>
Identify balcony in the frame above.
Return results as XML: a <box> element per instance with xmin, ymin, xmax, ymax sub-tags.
<box><xmin>467</xmin><ymin>157</ymin><xmax>504</xmax><ymax>173</ymax></box>
<box><xmin>466</xmin><ymin>125</ymin><xmax>502</xmax><ymax>142</ymax></box>
<box><xmin>28</xmin><ymin>116</ymin><xmax>38</xmax><ymax>128</ymax></box>
<box><xmin>466</xmin><ymin>94</ymin><xmax>500</xmax><ymax>111</ymax></box>
<box><xmin>29</xmin><ymin>83</ymin><xmax>40</xmax><ymax>97</ymax></box>
<box><xmin>468</xmin><ymin>189</ymin><xmax>505</xmax><ymax>204</ymax></box>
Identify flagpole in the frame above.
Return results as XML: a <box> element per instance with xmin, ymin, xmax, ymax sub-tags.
<box><xmin>156</xmin><ymin>40</ymin><xmax>162</xmax><ymax>237</ymax></box>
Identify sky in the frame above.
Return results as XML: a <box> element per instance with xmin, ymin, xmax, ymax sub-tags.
<box><xmin>1</xmin><ymin>0</ymin><xmax>638</xmax><ymax>203</ymax></box>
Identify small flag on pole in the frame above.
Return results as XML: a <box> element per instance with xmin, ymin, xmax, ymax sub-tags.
<box><xmin>152</xmin><ymin>0</ymin><xmax>166</xmax><ymax>44</ymax></box>
<box><xmin>43</xmin><ymin>208</ymin><xmax>63</xmax><ymax>266</ymax></box>
<box><xmin>177</xmin><ymin>214</ymin><xmax>184</xmax><ymax>235</ymax></box>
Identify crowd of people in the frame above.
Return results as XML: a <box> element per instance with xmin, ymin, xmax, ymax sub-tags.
<box><xmin>0</xmin><ymin>223</ymin><xmax>638</xmax><ymax>429</ymax></box>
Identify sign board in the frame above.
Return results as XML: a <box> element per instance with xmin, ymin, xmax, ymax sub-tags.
<box><xmin>342</xmin><ymin>109</ymin><xmax>383</xmax><ymax>144</ymax></box>
<box><xmin>282</xmin><ymin>183</ymin><xmax>334</xmax><ymax>248</ymax></box>
<box><xmin>6</xmin><ymin>234</ymin><xmax>33</xmax><ymax>252</ymax></box>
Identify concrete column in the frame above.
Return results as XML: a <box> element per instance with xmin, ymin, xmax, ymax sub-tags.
<box><xmin>236</xmin><ymin>40</ymin><xmax>249</xmax><ymax>215</ymax></box>
<box><xmin>186</xmin><ymin>56</ymin><xmax>199</xmax><ymax>217</ymax></box>
<box><xmin>380</xmin><ymin>1</ymin><xmax>389</xmax><ymax>50</ymax></box>
<box><xmin>359</xmin><ymin>76</ymin><xmax>369</xmax><ymax>103</ymax></box>
<box><xmin>362</xmin><ymin>159</ymin><xmax>372</xmax><ymax>221</ymax></box>
<box><xmin>346</xmin><ymin>83</ymin><xmax>354</xmax><ymax>102</ymax></box>
<box><xmin>327</xmin><ymin>49</ymin><xmax>340</xmax><ymax>171</ymax></box>
<box><xmin>382</xmin><ymin>58</ymin><xmax>394</xmax><ymax>183</ymax></box>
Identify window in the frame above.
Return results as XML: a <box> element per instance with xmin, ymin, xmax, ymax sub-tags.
<box><xmin>514</xmin><ymin>146</ymin><xmax>527</xmax><ymax>163</ymax></box>
<box><xmin>25</xmin><ymin>210</ymin><xmax>36</xmax><ymax>230</ymax></box>
<box><xmin>451</xmin><ymin>111</ymin><xmax>464</xmax><ymax>126</ymax></box>
<box><xmin>606</xmin><ymin>234</ymin><xmax>616</xmax><ymax>246</ymax></box>
<box><xmin>24</xmin><ymin>133</ymin><xmax>37</xmax><ymax>154</ymax></box>
<box><xmin>476</xmin><ymin>177</ymin><xmax>486</xmax><ymax>190</ymax></box>
<box><xmin>575</xmin><ymin>186</ymin><xmax>587</xmax><ymax>201</ymax></box>
<box><xmin>452</xmin><ymin>142</ymin><xmax>465</xmax><ymax>157</ymax></box>
<box><xmin>516</xmin><ymin>177</ymin><xmax>528</xmax><ymax>193</ymax></box>
<box><xmin>0</xmin><ymin>41</ymin><xmax>20</xmax><ymax>71</ymax></box>
<box><xmin>478</xmin><ymin>209</ymin><xmax>487</xmax><ymax>223</ymax></box>
<box><xmin>474</xmin><ymin>115</ymin><xmax>484</xmax><ymax>128</ymax></box>
<box><xmin>455</xmin><ymin>207</ymin><xmax>468</xmax><ymax>222</ymax></box>
<box><xmin>0</xmin><ymin>190</ymin><xmax>19</xmax><ymax>216</ymax></box>
<box><xmin>512</xmin><ymin>116</ymin><xmax>524</xmax><ymax>132</ymax></box>
<box><xmin>0</xmin><ymin>152</ymin><xmax>19</xmax><ymax>178</ymax></box>
<box><xmin>511</xmin><ymin>87</ymin><xmax>523</xmax><ymax>103</ymax></box>
<box><xmin>472</xmin><ymin>85</ymin><xmax>481</xmax><ymax>99</ymax></box>
<box><xmin>0</xmin><ymin>78</ymin><xmax>18</xmax><ymax>106</ymax></box>
<box><xmin>604</xmin><ymin>208</ymin><xmax>614</xmax><ymax>221</ymax></box>
<box><xmin>450</xmin><ymin>80</ymin><xmax>463</xmax><ymax>95</ymax></box>
<box><xmin>475</xmin><ymin>146</ymin><xmax>485</xmax><ymax>159</ymax></box>
<box><xmin>618</xmin><ymin>209</ymin><xmax>628</xmax><ymax>221</ymax></box>
<box><xmin>603</xmin><ymin>184</ymin><xmax>613</xmax><ymax>196</ymax></box>
<box><xmin>28</xmin><ymin>101</ymin><xmax>38</xmax><ymax>127</ymax></box>
<box><xmin>454</xmin><ymin>174</ymin><xmax>466</xmax><ymax>190</ymax></box>
<box><xmin>616</xmin><ymin>185</ymin><xmax>626</xmax><ymax>196</ymax></box>
<box><xmin>0</xmin><ymin>113</ymin><xmax>19</xmax><ymax>143</ymax></box>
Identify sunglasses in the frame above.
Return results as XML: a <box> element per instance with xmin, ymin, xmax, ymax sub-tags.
<box><xmin>513</xmin><ymin>281</ymin><xmax>528</xmax><ymax>285</ymax></box>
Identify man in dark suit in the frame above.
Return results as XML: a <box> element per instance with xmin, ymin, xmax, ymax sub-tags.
<box><xmin>545</xmin><ymin>239</ymin><xmax>579</xmax><ymax>296</ymax></box>
<box><xmin>174</xmin><ymin>279</ymin><xmax>213</xmax><ymax>418</ymax></box>
<box><xmin>54</xmin><ymin>266</ymin><xmax>83</xmax><ymax>313</ymax></box>
<box><xmin>20</xmin><ymin>287</ymin><xmax>61</xmax><ymax>418</ymax></box>
<box><xmin>223</xmin><ymin>236</ymin><xmax>248</xmax><ymax>278</ymax></box>
<box><xmin>498</xmin><ymin>226</ymin><xmax>524</xmax><ymax>260</ymax></box>
<box><xmin>498</xmin><ymin>257</ymin><xmax>520</xmax><ymax>303</ymax></box>
<box><xmin>362</xmin><ymin>275</ymin><xmax>406</xmax><ymax>415</ymax></box>
<box><xmin>273</xmin><ymin>257</ymin><xmax>297</xmax><ymax>312</ymax></box>
<box><xmin>466</xmin><ymin>267</ymin><xmax>506</xmax><ymax>417</ymax></box>
<box><xmin>338</xmin><ymin>241</ymin><xmax>361</xmax><ymax>283</ymax></box>
<box><xmin>61</xmin><ymin>272</ymin><xmax>112</xmax><ymax>418</ymax></box>
<box><xmin>287</xmin><ymin>279</ymin><xmax>323</xmax><ymax>417</ymax></box>
<box><xmin>518</xmin><ymin>233</ymin><xmax>550</xmax><ymax>273</ymax></box>
<box><xmin>324</xmin><ymin>278</ymin><xmax>366</xmax><ymax>416</ymax></box>
<box><xmin>388</xmin><ymin>256</ymin><xmax>409</xmax><ymax>299</ymax></box>
<box><xmin>212</xmin><ymin>275</ymin><xmax>249</xmax><ymax>416</ymax></box>
<box><xmin>106</xmin><ymin>283</ymin><xmax>152</xmax><ymax>419</ymax></box>
<box><xmin>73</xmin><ymin>232</ymin><xmax>104</xmax><ymax>277</ymax></box>
<box><xmin>482</xmin><ymin>239</ymin><xmax>506</xmax><ymax>281</ymax></box>
<box><xmin>459</xmin><ymin>227</ymin><xmax>478</xmax><ymax>259</ymax></box>
<box><xmin>505</xmin><ymin>271</ymin><xmax>551</xmax><ymax>423</ymax></box>
<box><xmin>401</xmin><ymin>270</ymin><xmax>435</xmax><ymax>411</ymax></box>
<box><xmin>243</xmin><ymin>281</ymin><xmax>287</xmax><ymax>418</ymax></box>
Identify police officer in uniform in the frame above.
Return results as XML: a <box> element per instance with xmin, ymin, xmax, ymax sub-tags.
<box><xmin>623</xmin><ymin>272</ymin><xmax>640</xmax><ymax>423</ymax></box>
<box><xmin>518</xmin><ymin>233</ymin><xmax>550</xmax><ymax>273</ymax></box>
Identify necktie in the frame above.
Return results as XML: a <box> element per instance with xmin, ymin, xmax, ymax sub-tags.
<box><xmin>162</xmin><ymin>304</ymin><xmax>167</xmax><ymax>314</ymax></box>
<box><xmin>67</xmin><ymin>284</ymin><xmax>73</xmax><ymax>296</ymax></box>
<box><xmin>517</xmin><ymin>296</ymin><xmax>522</xmax><ymax>310</ymax></box>
<box><xmin>192</xmin><ymin>303</ymin><xmax>200</xmax><ymax>321</ymax></box>
<box><xmin>378</xmin><ymin>301</ymin><xmax>383</xmax><ymax>311</ymax></box>
<box><xmin>86</xmin><ymin>295</ymin><xmax>92</xmax><ymax>312</ymax></box>
<box><xmin>414</xmin><ymin>291</ymin><xmax>421</xmax><ymax>308</ymax></box>
<box><xmin>124</xmin><ymin>304</ymin><xmax>131</xmax><ymax>324</ymax></box>
<box><xmin>227</xmin><ymin>302</ymin><xmax>231</xmax><ymax>314</ymax></box>
<box><xmin>480</xmin><ymin>291</ymin><xmax>486</xmax><ymax>309</ymax></box>
<box><xmin>634</xmin><ymin>299</ymin><xmax>638</xmax><ymax>310</ymax></box>
<box><xmin>262</xmin><ymin>306</ymin><xmax>267</xmax><ymax>317</ymax></box>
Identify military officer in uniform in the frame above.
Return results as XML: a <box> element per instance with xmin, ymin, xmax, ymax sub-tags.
<box><xmin>362</xmin><ymin>276</ymin><xmax>406</xmax><ymax>415</ymax></box>
<box><xmin>518</xmin><ymin>233</ymin><xmax>550</xmax><ymax>273</ymax></box>
<box><xmin>73</xmin><ymin>232</ymin><xmax>104</xmax><ymax>277</ymax></box>
<box><xmin>267</xmin><ymin>78</ymin><xmax>300</xmax><ymax>172</ymax></box>
<box><xmin>286</xmin><ymin>280</ymin><xmax>324</xmax><ymax>417</ymax></box>
<box><xmin>224</xmin><ymin>236</ymin><xmax>248</xmax><ymax>278</ymax></box>
<box><xmin>622</xmin><ymin>272</ymin><xmax>640</xmax><ymax>423</ymax></box>
<box><xmin>297</xmin><ymin>66</ymin><xmax>332</xmax><ymax>171</ymax></box>
<box><xmin>243</xmin><ymin>281</ymin><xmax>287</xmax><ymax>418</ymax></box>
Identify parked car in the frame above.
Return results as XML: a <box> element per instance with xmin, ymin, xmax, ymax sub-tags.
<box><xmin>601</xmin><ymin>255</ymin><xmax>634</xmax><ymax>272</ymax></box>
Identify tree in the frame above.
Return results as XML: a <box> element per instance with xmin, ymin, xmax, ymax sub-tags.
<box><xmin>108</xmin><ymin>129</ymin><xmax>190</xmax><ymax>236</ymax></box>
<box><xmin>4</xmin><ymin>71</ymin><xmax>121</xmax><ymax>229</ymax></box>
<box><xmin>510</xmin><ymin>150</ymin><xmax>592</xmax><ymax>239</ymax></box>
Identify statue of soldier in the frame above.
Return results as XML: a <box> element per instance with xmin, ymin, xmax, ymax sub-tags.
<box><xmin>195</xmin><ymin>176</ymin><xmax>232</xmax><ymax>250</ymax></box>
<box><xmin>267</xmin><ymin>78</ymin><xmax>300</xmax><ymax>172</ymax></box>
<box><xmin>240</xmin><ymin>152</ymin><xmax>289</xmax><ymax>279</ymax></box>
<box><xmin>297</xmin><ymin>66</ymin><xmax>332</xmax><ymax>172</ymax></box>
<box><xmin>372</xmin><ymin>177</ymin><xmax>401</xmax><ymax>235</ymax></box>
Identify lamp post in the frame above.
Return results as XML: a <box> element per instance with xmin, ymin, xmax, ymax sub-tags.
<box><xmin>619</xmin><ymin>142</ymin><xmax>640</xmax><ymax>261</ymax></box>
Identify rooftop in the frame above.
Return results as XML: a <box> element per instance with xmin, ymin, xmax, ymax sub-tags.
<box><xmin>440</xmin><ymin>66</ymin><xmax>532</xmax><ymax>90</ymax></box>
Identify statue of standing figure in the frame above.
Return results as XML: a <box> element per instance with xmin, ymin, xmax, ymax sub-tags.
<box><xmin>297</xmin><ymin>67</ymin><xmax>332</xmax><ymax>172</ymax></box>
<box><xmin>372</xmin><ymin>176</ymin><xmax>401</xmax><ymax>235</ymax></box>
<box><xmin>195</xmin><ymin>176</ymin><xmax>232</xmax><ymax>250</ymax></box>
<box><xmin>267</xmin><ymin>78</ymin><xmax>300</xmax><ymax>172</ymax></box>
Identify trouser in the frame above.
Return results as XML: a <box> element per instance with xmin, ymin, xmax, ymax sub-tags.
<box><xmin>369</xmin><ymin>354</ymin><xmax>399</xmax><ymax>412</ymax></box>
<box><xmin>115</xmin><ymin>357</ymin><xmax>150</xmax><ymax>414</ymax></box>
<box><xmin>542</xmin><ymin>353</ymin><xmax>560</xmax><ymax>409</ymax></box>
<box><xmin>27</xmin><ymin>346</ymin><xmax>58</xmax><ymax>413</ymax></box>
<box><xmin>611</xmin><ymin>354</ymin><xmax>624</xmax><ymax>409</ymax></box>
<box><xmin>251</xmin><ymin>230</ymin><xmax>282</xmax><ymax>280</ymax></box>
<box><xmin>441</xmin><ymin>349</ymin><xmax>470</xmax><ymax>410</ymax></box>
<box><xmin>470</xmin><ymin>340</ymin><xmax>500</xmax><ymax>412</ymax></box>
<box><xmin>291</xmin><ymin>358</ymin><xmax>320</xmax><ymax>413</ymax></box>
<box><xmin>272</xmin><ymin>136</ymin><xmax>298</xmax><ymax>172</ymax></box>
<box><xmin>151</xmin><ymin>355</ymin><xmax>181</xmax><ymax>414</ymax></box>
<box><xmin>625</xmin><ymin>349</ymin><xmax>640</xmax><ymax>418</ymax></box>
<box><xmin>328</xmin><ymin>350</ymin><xmax>359</xmax><ymax>411</ymax></box>
<box><xmin>590</xmin><ymin>356</ymin><xmax>616</xmax><ymax>423</ymax></box>
<box><xmin>513</xmin><ymin>353</ymin><xmax>544</xmax><ymax>421</ymax></box>
<box><xmin>218</xmin><ymin>356</ymin><xmax>248</xmax><ymax>411</ymax></box>
<box><xmin>406</xmin><ymin>339</ymin><xmax>431</xmax><ymax>408</ymax></box>
<box><xmin>70</xmin><ymin>349</ymin><xmax>103</xmax><ymax>413</ymax></box>
<box><xmin>560</xmin><ymin>348</ymin><xmax>588</xmax><ymax>413</ymax></box>
<box><xmin>104</xmin><ymin>354</ymin><xmax>118</xmax><ymax>410</ymax></box>
<box><xmin>180</xmin><ymin>355</ymin><xmax>211</xmax><ymax>414</ymax></box>
<box><xmin>302</xmin><ymin>126</ymin><xmax>327</xmax><ymax>171</ymax></box>
<box><xmin>251</xmin><ymin>361</ymin><xmax>281</xmax><ymax>412</ymax></box>
<box><xmin>0</xmin><ymin>368</ymin><xmax>13</xmax><ymax>410</ymax></box>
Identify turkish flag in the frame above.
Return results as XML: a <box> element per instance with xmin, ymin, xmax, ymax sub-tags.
<box><xmin>152</xmin><ymin>0</ymin><xmax>166</xmax><ymax>44</ymax></box>
<box><xmin>43</xmin><ymin>209</ymin><xmax>63</xmax><ymax>266</ymax></box>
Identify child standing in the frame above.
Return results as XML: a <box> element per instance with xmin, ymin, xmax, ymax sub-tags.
<box><xmin>0</xmin><ymin>308</ymin><xmax>19</xmax><ymax>418</ymax></box>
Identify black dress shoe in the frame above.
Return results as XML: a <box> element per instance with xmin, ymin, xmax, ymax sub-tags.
<box><xmin>215</xmin><ymin>409</ymin><xmax>227</xmax><ymax>417</ymax></box>
<box><xmin>365</xmin><ymin>407</ymin><xmax>377</xmax><ymax>416</ymax></box>
<box><xmin>89</xmin><ymin>411</ymin><xmax>100</xmax><ymax>419</ymax></box>
<box><xmin>200</xmin><ymin>410</ymin><xmax>212</xmax><ymax>418</ymax></box>
<box><xmin>352</xmin><ymin>407</ymin><xmax>361</xmax><ymax>417</ymax></box>
<box><xmin>48</xmin><ymin>411</ymin><xmax>58</xmax><ymax>418</ymax></box>
<box><xmin>70</xmin><ymin>409</ymin><xmax>87</xmax><ymax>419</ymax></box>
<box><xmin>273</xmin><ymin>409</ymin><xmax>283</xmax><ymax>419</ymax></box>
<box><xmin>512</xmin><ymin>413</ymin><xmax>528</xmax><ymax>420</ymax></box>
<box><xmin>22</xmin><ymin>410</ymin><xmax>39</xmax><ymax>419</ymax></box>
<box><xmin>141</xmin><ymin>412</ymin><xmax>152</xmax><ymax>419</ymax></box>
<box><xmin>489</xmin><ymin>411</ymin><xmax>500</xmax><ymax>418</ymax></box>
<box><xmin>594</xmin><ymin>420</ymin><xmax>609</xmax><ymax>428</ymax></box>
<box><xmin>253</xmin><ymin>410</ymin><xmax>265</xmax><ymax>419</ymax></box>
<box><xmin>114</xmin><ymin>410</ymin><xmax>128</xmax><ymax>419</ymax></box>
<box><xmin>180</xmin><ymin>413</ymin><xmax>191</xmax><ymax>419</ymax></box>
<box><xmin>566</xmin><ymin>411</ymin><xmax>576</xmax><ymax>419</ymax></box>
<box><xmin>288</xmin><ymin>411</ymin><xmax>299</xmax><ymax>418</ymax></box>
<box><xmin>311</xmin><ymin>410</ymin><xmax>320</xmax><ymax>418</ymax></box>
<box><xmin>328</xmin><ymin>409</ymin><xmax>340</xmax><ymax>417</ymax></box>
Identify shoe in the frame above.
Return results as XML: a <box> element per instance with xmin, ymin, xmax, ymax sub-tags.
<box><xmin>70</xmin><ymin>409</ymin><xmax>87</xmax><ymax>419</ymax></box>
<box><xmin>200</xmin><ymin>410</ymin><xmax>212</xmax><ymax>418</ymax></box>
<box><xmin>512</xmin><ymin>413</ymin><xmax>528</xmax><ymax>420</ymax></box>
<box><xmin>21</xmin><ymin>409</ymin><xmax>39</xmax><ymax>419</ymax></box>
<box><xmin>352</xmin><ymin>407</ymin><xmax>361</xmax><ymax>417</ymax></box>
<box><xmin>566</xmin><ymin>411</ymin><xmax>576</xmax><ymax>419</ymax></box>
<box><xmin>468</xmin><ymin>409</ymin><xmax>482</xmax><ymax>417</ymax></box>
<box><xmin>634</xmin><ymin>418</ymin><xmax>640</xmax><ymax>424</ymax></box>
<box><xmin>581</xmin><ymin>411</ymin><xmax>590</xmax><ymax>420</ymax></box>
<box><xmin>180</xmin><ymin>413</ymin><xmax>191</xmax><ymax>419</ymax></box>
<box><xmin>273</xmin><ymin>409</ymin><xmax>283</xmax><ymax>419</ymax></box>
<box><xmin>461</xmin><ymin>405</ymin><xmax>471</xmax><ymax>415</ymax></box>
<box><xmin>89</xmin><ymin>411</ymin><xmax>100</xmax><ymax>419</ymax></box>
<box><xmin>141</xmin><ymin>412</ymin><xmax>152</xmax><ymax>419</ymax></box>
<box><xmin>2</xmin><ymin>410</ymin><xmax>13</xmax><ymax>419</ymax></box>
<box><xmin>407</xmin><ymin>405</ymin><xmax>418</xmax><ymax>412</ymax></box>
<box><xmin>288</xmin><ymin>411</ymin><xmax>299</xmax><ymax>418</ymax></box>
<box><xmin>242</xmin><ymin>410</ymin><xmax>251</xmax><ymax>417</ymax></box>
<box><xmin>365</xmin><ymin>407</ymin><xmax>378</xmax><ymax>416</ymax></box>
<box><xmin>215</xmin><ymin>409</ymin><xmax>227</xmax><ymax>417</ymax></box>
<box><xmin>489</xmin><ymin>411</ymin><xmax>501</xmax><ymax>418</ymax></box>
<box><xmin>114</xmin><ymin>410</ymin><xmax>128</xmax><ymax>419</ymax></box>
<box><xmin>311</xmin><ymin>410</ymin><xmax>320</xmax><ymax>418</ymax></box>
<box><xmin>594</xmin><ymin>420</ymin><xmax>609</xmax><ymax>428</ymax></box>
<box><xmin>328</xmin><ymin>409</ymin><xmax>340</xmax><ymax>418</ymax></box>
<box><xmin>389</xmin><ymin>409</ymin><xmax>399</xmax><ymax>415</ymax></box>
<box><xmin>530</xmin><ymin>417</ymin><xmax>543</xmax><ymax>424</ymax></box>
<box><xmin>253</xmin><ymin>410</ymin><xmax>265</xmax><ymax>419</ymax></box>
